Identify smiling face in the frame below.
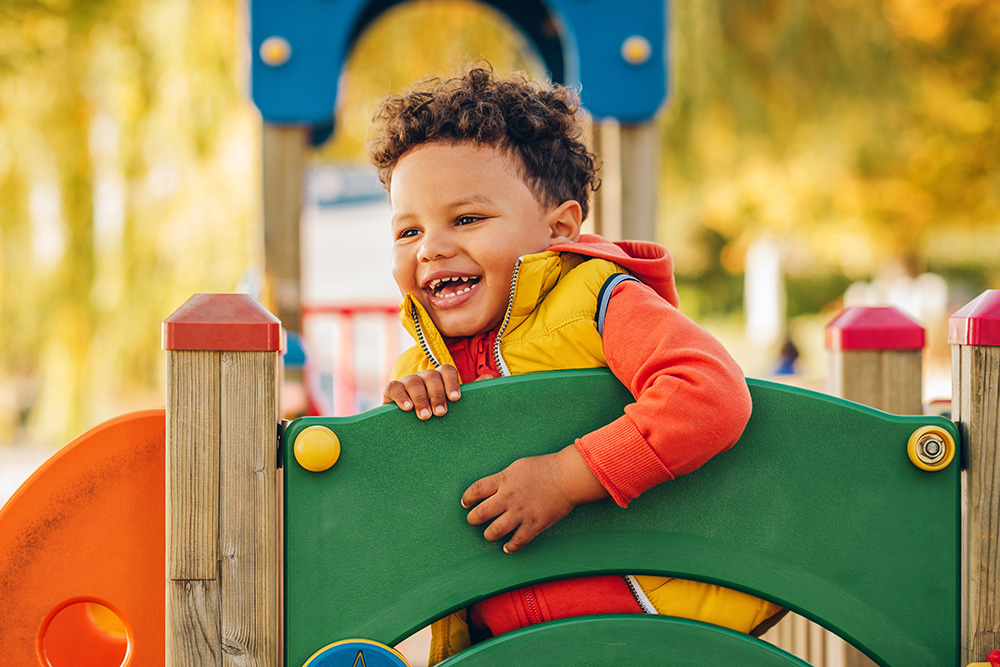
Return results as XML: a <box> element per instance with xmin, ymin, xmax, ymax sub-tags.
<box><xmin>389</xmin><ymin>141</ymin><xmax>581</xmax><ymax>338</ymax></box>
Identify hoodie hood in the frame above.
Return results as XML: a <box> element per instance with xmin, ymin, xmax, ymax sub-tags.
<box><xmin>548</xmin><ymin>234</ymin><xmax>679</xmax><ymax>307</ymax></box>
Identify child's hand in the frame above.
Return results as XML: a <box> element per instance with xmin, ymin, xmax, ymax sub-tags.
<box><xmin>461</xmin><ymin>445</ymin><xmax>609</xmax><ymax>553</ymax></box>
<box><xmin>383</xmin><ymin>365</ymin><xmax>462</xmax><ymax>420</ymax></box>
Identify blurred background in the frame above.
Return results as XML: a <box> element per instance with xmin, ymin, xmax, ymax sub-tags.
<box><xmin>0</xmin><ymin>0</ymin><xmax>997</xmax><ymax>468</ymax></box>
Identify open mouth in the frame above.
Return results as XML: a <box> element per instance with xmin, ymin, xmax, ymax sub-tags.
<box><xmin>426</xmin><ymin>275</ymin><xmax>481</xmax><ymax>299</ymax></box>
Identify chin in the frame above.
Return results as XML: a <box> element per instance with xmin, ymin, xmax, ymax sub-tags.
<box><xmin>436</xmin><ymin>319</ymin><xmax>489</xmax><ymax>339</ymax></box>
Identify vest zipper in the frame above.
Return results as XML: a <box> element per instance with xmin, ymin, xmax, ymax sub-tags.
<box><xmin>623</xmin><ymin>575</ymin><xmax>658</xmax><ymax>614</ymax></box>
<box><xmin>520</xmin><ymin>585</ymin><xmax>543</xmax><ymax>625</ymax></box>
<box><xmin>492</xmin><ymin>256</ymin><xmax>523</xmax><ymax>377</ymax></box>
<box><xmin>410</xmin><ymin>302</ymin><xmax>441</xmax><ymax>368</ymax></box>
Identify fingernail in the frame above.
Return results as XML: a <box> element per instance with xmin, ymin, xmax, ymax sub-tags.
<box><xmin>449</xmin><ymin>390</ymin><xmax>460</xmax><ymax>400</ymax></box>
<box><xmin>418</xmin><ymin>409</ymin><xmax>431</xmax><ymax>419</ymax></box>
<box><xmin>402</xmin><ymin>400</ymin><xmax>412</xmax><ymax>410</ymax></box>
<box><xmin>460</xmin><ymin>499</ymin><xmax>469</xmax><ymax>509</ymax></box>
<box><xmin>502</xmin><ymin>544</ymin><xmax>511</xmax><ymax>554</ymax></box>
<box><xmin>434</xmin><ymin>405</ymin><xmax>446</xmax><ymax>416</ymax></box>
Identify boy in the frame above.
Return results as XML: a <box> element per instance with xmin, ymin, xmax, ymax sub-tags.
<box><xmin>370</xmin><ymin>66</ymin><xmax>782</xmax><ymax>663</ymax></box>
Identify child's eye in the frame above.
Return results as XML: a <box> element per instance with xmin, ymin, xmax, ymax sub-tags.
<box><xmin>397</xmin><ymin>228</ymin><xmax>421</xmax><ymax>239</ymax></box>
<box><xmin>457</xmin><ymin>216</ymin><xmax>482</xmax><ymax>225</ymax></box>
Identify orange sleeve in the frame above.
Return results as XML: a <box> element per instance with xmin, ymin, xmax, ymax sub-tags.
<box><xmin>575</xmin><ymin>280</ymin><xmax>752</xmax><ymax>507</ymax></box>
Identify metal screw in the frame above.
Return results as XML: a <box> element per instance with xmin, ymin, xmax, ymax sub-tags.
<box><xmin>917</xmin><ymin>434</ymin><xmax>945</xmax><ymax>465</ymax></box>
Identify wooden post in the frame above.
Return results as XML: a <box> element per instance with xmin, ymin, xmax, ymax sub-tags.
<box><xmin>949</xmin><ymin>290</ymin><xmax>1000</xmax><ymax>665</ymax></box>
<box><xmin>619</xmin><ymin>121</ymin><xmax>658</xmax><ymax>242</ymax></box>
<box><xmin>262</xmin><ymin>122</ymin><xmax>309</xmax><ymax>335</ymax></box>
<box><xmin>826</xmin><ymin>306</ymin><xmax>925</xmax><ymax>414</ymax></box>
<box><xmin>163</xmin><ymin>294</ymin><xmax>282</xmax><ymax>666</ymax></box>
<box><xmin>591</xmin><ymin>120</ymin><xmax>657</xmax><ymax>242</ymax></box>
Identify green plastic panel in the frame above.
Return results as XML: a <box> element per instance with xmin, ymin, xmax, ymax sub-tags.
<box><xmin>443</xmin><ymin>615</ymin><xmax>812</xmax><ymax>666</ymax></box>
<box><xmin>283</xmin><ymin>369</ymin><xmax>960</xmax><ymax>667</ymax></box>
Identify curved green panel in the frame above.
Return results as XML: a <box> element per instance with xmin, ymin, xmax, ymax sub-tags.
<box><xmin>283</xmin><ymin>369</ymin><xmax>960</xmax><ymax>667</ymax></box>
<box><xmin>442</xmin><ymin>615</ymin><xmax>812</xmax><ymax>666</ymax></box>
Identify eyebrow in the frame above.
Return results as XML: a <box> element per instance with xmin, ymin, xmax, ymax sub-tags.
<box><xmin>391</xmin><ymin>194</ymin><xmax>499</xmax><ymax>226</ymax></box>
<box><xmin>448</xmin><ymin>194</ymin><xmax>497</xmax><ymax>208</ymax></box>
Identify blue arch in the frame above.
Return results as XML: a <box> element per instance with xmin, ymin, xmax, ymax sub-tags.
<box><xmin>250</xmin><ymin>0</ymin><xmax>668</xmax><ymax>135</ymax></box>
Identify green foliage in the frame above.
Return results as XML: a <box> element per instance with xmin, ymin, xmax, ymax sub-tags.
<box><xmin>662</xmin><ymin>0</ymin><xmax>1000</xmax><ymax>291</ymax></box>
<box><xmin>0</xmin><ymin>0</ymin><xmax>253</xmax><ymax>443</ymax></box>
<box><xmin>1</xmin><ymin>0</ymin><xmax>998</xmax><ymax>444</ymax></box>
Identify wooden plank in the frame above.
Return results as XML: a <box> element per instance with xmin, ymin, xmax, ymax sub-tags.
<box><xmin>166</xmin><ymin>350</ymin><xmax>221</xmax><ymax>579</ymax></box>
<box><xmin>586</xmin><ymin>116</ymin><xmax>603</xmax><ymax>237</ymax></box>
<box><xmin>220</xmin><ymin>350</ymin><xmax>279</xmax><ymax>666</ymax></box>
<box><xmin>830</xmin><ymin>349</ymin><xmax>879</xmax><ymax>408</ymax></box>
<box><xmin>965</xmin><ymin>345</ymin><xmax>1000</xmax><ymax>662</ymax></box>
<box><xmin>596</xmin><ymin>119</ymin><xmax>622</xmax><ymax>241</ymax></box>
<box><xmin>842</xmin><ymin>643</ymin><xmax>876</xmax><ymax>667</ymax></box>
<box><xmin>831</xmin><ymin>349</ymin><xmax>922</xmax><ymax>414</ymax></box>
<box><xmin>807</xmin><ymin>618</ymin><xmax>826</xmax><ymax>664</ymax></box>
<box><xmin>619</xmin><ymin>122</ymin><xmax>658</xmax><ymax>242</ymax></box>
<box><xmin>262</xmin><ymin>122</ymin><xmax>308</xmax><ymax>334</ymax></box>
<box><xmin>879</xmin><ymin>349</ymin><xmax>923</xmax><ymax>414</ymax></box>
<box><xmin>790</xmin><ymin>614</ymin><xmax>809</xmax><ymax>660</ymax></box>
<box><xmin>166</xmin><ymin>579</ymin><xmax>222</xmax><ymax>665</ymax></box>
<box><xmin>824</xmin><ymin>633</ymin><xmax>846</xmax><ymax>667</ymax></box>
<box><xmin>955</xmin><ymin>344</ymin><xmax>971</xmax><ymax>665</ymax></box>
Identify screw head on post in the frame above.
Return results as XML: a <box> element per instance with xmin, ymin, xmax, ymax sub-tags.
<box><xmin>260</xmin><ymin>36</ymin><xmax>292</xmax><ymax>67</ymax></box>
<box><xmin>621</xmin><ymin>35</ymin><xmax>652</xmax><ymax>65</ymax></box>
<box><xmin>907</xmin><ymin>425</ymin><xmax>955</xmax><ymax>472</ymax></box>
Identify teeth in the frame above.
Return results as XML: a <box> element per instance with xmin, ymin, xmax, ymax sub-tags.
<box><xmin>428</xmin><ymin>276</ymin><xmax>474</xmax><ymax>290</ymax></box>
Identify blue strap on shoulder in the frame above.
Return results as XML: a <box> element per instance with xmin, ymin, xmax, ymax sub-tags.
<box><xmin>595</xmin><ymin>273</ymin><xmax>641</xmax><ymax>336</ymax></box>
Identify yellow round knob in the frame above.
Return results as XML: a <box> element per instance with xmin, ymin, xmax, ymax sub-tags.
<box><xmin>294</xmin><ymin>425</ymin><xmax>341</xmax><ymax>472</ymax></box>
<box><xmin>621</xmin><ymin>35</ymin><xmax>652</xmax><ymax>66</ymax></box>
<box><xmin>260</xmin><ymin>36</ymin><xmax>292</xmax><ymax>67</ymax></box>
<box><xmin>907</xmin><ymin>425</ymin><xmax>955</xmax><ymax>472</ymax></box>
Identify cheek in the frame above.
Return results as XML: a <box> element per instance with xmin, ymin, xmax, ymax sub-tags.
<box><xmin>390</xmin><ymin>251</ymin><xmax>411</xmax><ymax>291</ymax></box>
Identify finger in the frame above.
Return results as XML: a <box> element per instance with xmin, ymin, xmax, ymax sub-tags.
<box><xmin>416</xmin><ymin>369</ymin><xmax>450</xmax><ymax>416</ymax></box>
<box><xmin>400</xmin><ymin>375</ymin><xmax>434</xmax><ymax>420</ymax></box>
<box><xmin>474</xmin><ymin>373</ymin><xmax>494</xmax><ymax>382</ymax></box>
<box><xmin>438</xmin><ymin>364</ymin><xmax>462</xmax><ymax>401</ymax></box>
<box><xmin>465</xmin><ymin>493</ymin><xmax>504</xmax><ymax>526</ymax></box>
<box><xmin>461</xmin><ymin>474</ymin><xmax>500</xmax><ymax>509</ymax></box>
<box><xmin>482</xmin><ymin>513</ymin><xmax>519</xmax><ymax>544</ymax></box>
<box><xmin>503</xmin><ymin>522</ymin><xmax>543</xmax><ymax>554</ymax></box>
<box><xmin>382</xmin><ymin>380</ymin><xmax>413</xmax><ymax>410</ymax></box>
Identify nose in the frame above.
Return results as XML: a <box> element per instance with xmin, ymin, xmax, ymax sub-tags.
<box><xmin>416</xmin><ymin>228</ymin><xmax>456</xmax><ymax>262</ymax></box>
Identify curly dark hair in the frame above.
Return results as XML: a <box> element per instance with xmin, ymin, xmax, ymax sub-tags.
<box><xmin>368</xmin><ymin>66</ymin><xmax>600</xmax><ymax>220</ymax></box>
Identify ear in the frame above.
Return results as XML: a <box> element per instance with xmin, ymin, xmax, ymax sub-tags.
<box><xmin>545</xmin><ymin>200</ymin><xmax>582</xmax><ymax>246</ymax></box>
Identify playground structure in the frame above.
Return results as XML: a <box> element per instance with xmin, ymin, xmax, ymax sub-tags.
<box><xmin>2</xmin><ymin>0</ymin><xmax>999</xmax><ymax>664</ymax></box>
<box><xmin>0</xmin><ymin>291</ymin><xmax>998</xmax><ymax>666</ymax></box>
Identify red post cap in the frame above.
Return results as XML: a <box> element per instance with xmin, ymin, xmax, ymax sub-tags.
<box><xmin>162</xmin><ymin>294</ymin><xmax>282</xmax><ymax>351</ymax></box>
<box><xmin>825</xmin><ymin>306</ymin><xmax>925</xmax><ymax>351</ymax></box>
<box><xmin>948</xmin><ymin>289</ymin><xmax>1000</xmax><ymax>346</ymax></box>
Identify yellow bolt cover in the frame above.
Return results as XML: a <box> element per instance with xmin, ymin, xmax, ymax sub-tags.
<box><xmin>260</xmin><ymin>36</ymin><xmax>292</xmax><ymax>66</ymax></box>
<box><xmin>621</xmin><ymin>35</ymin><xmax>652</xmax><ymax>65</ymax></box>
<box><xmin>907</xmin><ymin>425</ymin><xmax>955</xmax><ymax>472</ymax></box>
<box><xmin>294</xmin><ymin>425</ymin><xmax>341</xmax><ymax>472</ymax></box>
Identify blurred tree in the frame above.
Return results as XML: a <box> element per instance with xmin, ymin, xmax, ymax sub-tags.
<box><xmin>662</xmin><ymin>0</ymin><xmax>1000</xmax><ymax>318</ymax></box>
<box><xmin>0</xmin><ymin>0</ymin><xmax>254</xmax><ymax>443</ymax></box>
<box><xmin>1</xmin><ymin>0</ymin><xmax>998</xmax><ymax>441</ymax></box>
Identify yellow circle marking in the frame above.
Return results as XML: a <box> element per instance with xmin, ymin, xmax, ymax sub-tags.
<box><xmin>907</xmin><ymin>425</ymin><xmax>955</xmax><ymax>472</ymax></box>
<box><xmin>621</xmin><ymin>35</ymin><xmax>652</xmax><ymax>65</ymax></box>
<box><xmin>260</xmin><ymin>36</ymin><xmax>292</xmax><ymax>66</ymax></box>
<box><xmin>294</xmin><ymin>425</ymin><xmax>341</xmax><ymax>472</ymax></box>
